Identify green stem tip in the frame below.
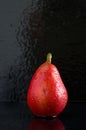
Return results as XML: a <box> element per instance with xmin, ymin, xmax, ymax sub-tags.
<box><xmin>47</xmin><ymin>53</ymin><xmax>52</xmax><ymax>63</ymax></box>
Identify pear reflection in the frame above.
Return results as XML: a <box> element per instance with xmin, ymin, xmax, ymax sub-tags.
<box><xmin>28</xmin><ymin>118</ymin><xmax>65</xmax><ymax>130</ymax></box>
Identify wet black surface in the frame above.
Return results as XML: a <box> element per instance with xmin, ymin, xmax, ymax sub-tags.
<box><xmin>0</xmin><ymin>0</ymin><xmax>86</xmax><ymax>102</ymax></box>
<box><xmin>0</xmin><ymin>1</ymin><xmax>86</xmax><ymax>129</ymax></box>
<box><xmin>0</xmin><ymin>102</ymin><xmax>86</xmax><ymax>130</ymax></box>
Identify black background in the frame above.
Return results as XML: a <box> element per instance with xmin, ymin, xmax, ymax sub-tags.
<box><xmin>0</xmin><ymin>0</ymin><xmax>86</xmax><ymax>102</ymax></box>
<box><xmin>0</xmin><ymin>1</ymin><xmax>86</xmax><ymax>130</ymax></box>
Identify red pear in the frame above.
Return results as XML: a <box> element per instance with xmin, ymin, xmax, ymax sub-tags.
<box><xmin>27</xmin><ymin>53</ymin><xmax>68</xmax><ymax>117</ymax></box>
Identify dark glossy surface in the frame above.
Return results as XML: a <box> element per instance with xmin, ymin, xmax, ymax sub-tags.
<box><xmin>0</xmin><ymin>0</ymin><xmax>86</xmax><ymax>102</ymax></box>
<box><xmin>0</xmin><ymin>102</ymin><xmax>86</xmax><ymax>130</ymax></box>
<box><xmin>0</xmin><ymin>1</ymin><xmax>86</xmax><ymax>129</ymax></box>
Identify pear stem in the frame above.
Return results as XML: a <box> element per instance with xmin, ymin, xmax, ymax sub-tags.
<box><xmin>47</xmin><ymin>53</ymin><xmax>52</xmax><ymax>63</ymax></box>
